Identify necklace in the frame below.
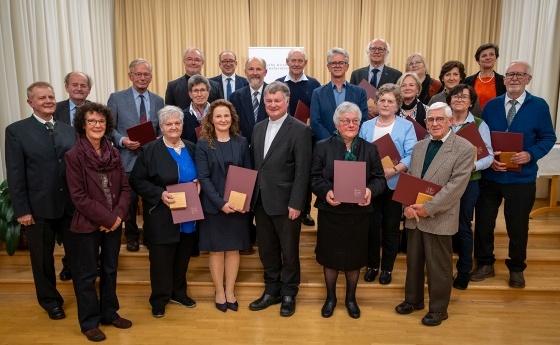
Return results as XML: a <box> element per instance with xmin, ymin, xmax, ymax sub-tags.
<box><xmin>376</xmin><ymin>116</ymin><xmax>396</xmax><ymax>127</ymax></box>
<box><xmin>163</xmin><ymin>137</ymin><xmax>184</xmax><ymax>154</ymax></box>
<box><xmin>478</xmin><ymin>72</ymin><xmax>494</xmax><ymax>84</ymax></box>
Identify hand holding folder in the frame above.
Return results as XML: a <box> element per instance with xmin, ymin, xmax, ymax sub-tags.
<box><xmin>372</xmin><ymin>133</ymin><xmax>401</xmax><ymax>169</ymax></box>
<box><xmin>333</xmin><ymin>160</ymin><xmax>367</xmax><ymax>204</ymax></box>
<box><xmin>223</xmin><ymin>165</ymin><xmax>258</xmax><ymax>212</ymax></box>
<box><xmin>166</xmin><ymin>182</ymin><xmax>204</xmax><ymax>224</ymax></box>
<box><xmin>392</xmin><ymin>173</ymin><xmax>442</xmax><ymax>206</ymax></box>
<box><xmin>491</xmin><ymin>131</ymin><xmax>523</xmax><ymax>172</ymax></box>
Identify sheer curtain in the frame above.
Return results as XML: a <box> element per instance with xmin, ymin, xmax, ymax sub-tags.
<box><xmin>0</xmin><ymin>0</ymin><xmax>114</xmax><ymax>180</ymax></box>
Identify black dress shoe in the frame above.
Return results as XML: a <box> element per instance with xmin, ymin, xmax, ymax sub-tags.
<box><xmin>321</xmin><ymin>299</ymin><xmax>336</xmax><ymax>318</ymax></box>
<box><xmin>48</xmin><ymin>306</ymin><xmax>66</xmax><ymax>320</ymax></box>
<box><xmin>170</xmin><ymin>296</ymin><xmax>196</xmax><ymax>308</ymax></box>
<box><xmin>395</xmin><ymin>301</ymin><xmax>425</xmax><ymax>315</ymax></box>
<box><xmin>249</xmin><ymin>293</ymin><xmax>281</xmax><ymax>311</ymax></box>
<box><xmin>280</xmin><ymin>296</ymin><xmax>296</xmax><ymax>317</ymax></box>
<box><xmin>59</xmin><ymin>266</ymin><xmax>72</xmax><ymax>281</ymax></box>
<box><xmin>345</xmin><ymin>301</ymin><xmax>360</xmax><ymax>319</ymax></box>
<box><xmin>152</xmin><ymin>306</ymin><xmax>165</xmax><ymax>318</ymax></box>
<box><xmin>101</xmin><ymin>316</ymin><xmax>132</xmax><ymax>329</ymax></box>
<box><xmin>301</xmin><ymin>214</ymin><xmax>315</xmax><ymax>226</ymax></box>
<box><xmin>363</xmin><ymin>267</ymin><xmax>378</xmax><ymax>282</ymax></box>
<box><xmin>421</xmin><ymin>311</ymin><xmax>448</xmax><ymax>326</ymax></box>
<box><xmin>126</xmin><ymin>239</ymin><xmax>139</xmax><ymax>252</ymax></box>
<box><xmin>227</xmin><ymin>301</ymin><xmax>239</xmax><ymax>312</ymax></box>
<box><xmin>82</xmin><ymin>327</ymin><xmax>106</xmax><ymax>342</ymax></box>
<box><xmin>379</xmin><ymin>270</ymin><xmax>392</xmax><ymax>285</ymax></box>
<box><xmin>215</xmin><ymin>301</ymin><xmax>227</xmax><ymax>312</ymax></box>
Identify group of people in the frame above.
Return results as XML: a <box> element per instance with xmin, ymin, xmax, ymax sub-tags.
<box><xmin>4</xmin><ymin>38</ymin><xmax>556</xmax><ymax>341</ymax></box>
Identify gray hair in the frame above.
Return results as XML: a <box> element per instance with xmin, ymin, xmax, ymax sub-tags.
<box><xmin>327</xmin><ymin>47</ymin><xmax>349</xmax><ymax>64</ymax></box>
<box><xmin>129</xmin><ymin>58</ymin><xmax>152</xmax><ymax>72</ymax></box>
<box><xmin>397</xmin><ymin>72</ymin><xmax>423</xmax><ymax>96</ymax></box>
<box><xmin>333</xmin><ymin>101</ymin><xmax>361</xmax><ymax>126</ymax></box>
<box><xmin>187</xmin><ymin>74</ymin><xmax>210</xmax><ymax>92</ymax></box>
<box><xmin>245</xmin><ymin>56</ymin><xmax>267</xmax><ymax>70</ymax></box>
<box><xmin>264</xmin><ymin>81</ymin><xmax>290</xmax><ymax>100</ymax></box>
<box><xmin>287</xmin><ymin>48</ymin><xmax>307</xmax><ymax>61</ymax></box>
<box><xmin>183</xmin><ymin>47</ymin><xmax>204</xmax><ymax>61</ymax></box>
<box><xmin>405</xmin><ymin>52</ymin><xmax>428</xmax><ymax>73</ymax></box>
<box><xmin>366</xmin><ymin>38</ymin><xmax>391</xmax><ymax>63</ymax></box>
<box><xmin>64</xmin><ymin>72</ymin><xmax>93</xmax><ymax>88</ymax></box>
<box><xmin>427</xmin><ymin>102</ymin><xmax>452</xmax><ymax>118</ymax></box>
<box><xmin>506</xmin><ymin>60</ymin><xmax>533</xmax><ymax>75</ymax></box>
<box><xmin>158</xmin><ymin>105</ymin><xmax>184</xmax><ymax>125</ymax></box>
<box><xmin>376</xmin><ymin>83</ymin><xmax>404</xmax><ymax>108</ymax></box>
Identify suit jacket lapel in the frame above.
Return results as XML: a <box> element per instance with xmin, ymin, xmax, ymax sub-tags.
<box><xmin>253</xmin><ymin>120</ymin><xmax>267</xmax><ymax>166</ymax></box>
<box><xmin>263</xmin><ymin>116</ymin><xmax>291</xmax><ymax>162</ymax></box>
<box><xmin>423</xmin><ymin>135</ymin><xmax>454</xmax><ymax>181</ymax></box>
<box><xmin>126</xmin><ymin>88</ymin><xmax>138</xmax><ymax>121</ymax></box>
<box><xmin>326</xmin><ymin>83</ymin><xmax>337</xmax><ymax>110</ymax></box>
<box><xmin>212</xmin><ymin>140</ymin><xmax>226</xmax><ymax>175</ymax></box>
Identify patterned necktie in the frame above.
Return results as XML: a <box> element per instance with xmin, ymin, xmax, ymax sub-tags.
<box><xmin>506</xmin><ymin>99</ymin><xmax>518</xmax><ymax>127</ymax></box>
<box><xmin>370</xmin><ymin>68</ymin><xmax>380</xmax><ymax>88</ymax></box>
<box><xmin>226</xmin><ymin>78</ymin><xmax>233</xmax><ymax>100</ymax></box>
<box><xmin>252</xmin><ymin>91</ymin><xmax>259</xmax><ymax>122</ymax></box>
<box><xmin>139</xmin><ymin>95</ymin><xmax>147</xmax><ymax>123</ymax></box>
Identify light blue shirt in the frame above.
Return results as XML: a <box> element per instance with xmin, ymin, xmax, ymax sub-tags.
<box><xmin>69</xmin><ymin>99</ymin><xmax>78</xmax><ymax>127</ymax></box>
<box><xmin>331</xmin><ymin>82</ymin><xmax>347</xmax><ymax>106</ymax></box>
<box><xmin>369</xmin><ymin>65</ymin><xmax>385</xmax><ymax>85</ymax></box>
<box><xmin>451</xmin><ymin>112</ymin><xmax>493</xmax><ymax>171</ymax></box>
<box><xmin>132</xmin><ymin>88</ymin><xmax>151</xmax><ymax>121</ymax></box>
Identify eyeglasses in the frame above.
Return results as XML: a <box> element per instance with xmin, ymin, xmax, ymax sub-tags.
<box><xmin>451</xmin><ymin>94</ymin><xmax>470</xmax><ymax>100</ymax></box>
<box><xmin>369</xmin><ymin>47</ymin><xmax>386</xmax><ymax>52</ymax></box>
<box><xmin>86</xmin><ymin>119</ymin><xmax>107</xmax><ymax>126</ymax></box>
<box><xmin>162</xmin><ymin>121</ymin><xmax>182</xmax><ymax>127</ymax></box>
<box><xmin>408</xmin><ymin>61</ymin><xmax>423</xmax><ymax>66</ymax></box>
<box><xmin>505</xmin><ymin>72</ymin><xmax>529</xmax><ymax>79</ymax></box>
<box><xmin>190</xmin><ymin>88</ymin><xmax>208</xmax><ymax>95</ymax></box>
<box><xmin>130</xmin><ymin>72</ymin><xmax>152</xmax><ymax>78</ymax></box>
<box><xmin>220</xmin><ymin>60</ymin><xmax>236</xmax><ymax>64</ymax></box>
<box><xmin>328</xmin><ymin>61</ymin><xmax>348</xmax><ymax>67</ymax></box>
<box><xmin>185</xmin><ymin>57</ymin><xmax>204</xmax><ymax>63</ymax></box>
<box><xmin>425</xmin><ymin>117</ymin><xmax>447</xmax><ymax>124</ymax></box>
<box><xmin>339</xmin><ymin>119</ymin><xmax>360</xmax><ymax>126</ymax></box>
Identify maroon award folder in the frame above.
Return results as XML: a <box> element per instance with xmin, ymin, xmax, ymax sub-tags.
<box><xmin>404</xmin><ymin>116</ymin><xmax>429</xmax><ymax>141</ymax></box>
<box><xmin>294</xmin><ymin>100</ymin><xmax>311</xmax><ymax>124</ymax></box>
<box><xmin>126</xmin><ymin>121</ymin><xmax>157</xmax><ymax>146</ymax></box>
<box><xmin>456</xmin><ymin>122</ymin><xmax>489</xmax><ymax>158</ymax></box>
<box><xmin>223</xmin><ymin>165</ymin><xmax>258</xmax><ymax>212</ymax></box>
<box><xmin>333</xmin><ymin>160</ymin><xmax>367</xmax><ymax>203</ymax></box>
<box><xmin>491</xmin><ymin>131</ymin><xmax>523</xmax><ymax>172</ymax></box>
<box><xmin>166</xmin><ymin>182</ymin><xmax>204</xmax><ymax>224</ymax></box>
<box><xmin>195</xmin><ymin>126</ymin><xmax>203</xmax><ymax>139</ymax></box>
<box><xmin>392</xmin><ymin>173</ymin><xmax>442</xmax><ymax>206</ymax></box>
<box><xmin>357</xmin><ymin>79</ymin><xmax>378</xmax><ymax>102</ymax></box>
<box><xmin>373</xmin><ymin>133</ymin><xmax>402</xmax><ymax>168</ymax></box>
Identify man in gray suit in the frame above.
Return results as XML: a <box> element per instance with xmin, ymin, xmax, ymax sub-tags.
<box><xmin>394</xmin><ymin>102</ymin><xmax>474</xmax><ymax>326</ymax></box>
<box><xmin>108</xmin><ymin>58</ymin><xmax>164</xmax><ymax>251</ymax></box>
<box><xmin>248</xmin><ymin>81</ymin><xmax>312</xmax><ymax>317</ymax></box>
<box><xmin>53</xmin><ymin>72</ymin><xmax>92</xmax><ymax>126</ymax></box>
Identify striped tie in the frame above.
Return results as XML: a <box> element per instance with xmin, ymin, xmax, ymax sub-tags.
<box><xmin>252</xmin><ymin>91</ymin><xmax>259</xmax><ymax>122</ymax></box>
<box><xmin>506</xmin><ymin>99</ymin><xmax>518</xmax><ymax>127</ymax></box>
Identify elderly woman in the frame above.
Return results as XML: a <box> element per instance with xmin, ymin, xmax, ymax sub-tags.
<box><xmin>130</xmin><ymin>105</ymin><xmax>199</xmax><ymax>318</ymax></box>
<box><xmin>405</xmin><ymin>53</ymin><xmax>442</xmax><ymax>105</ymax></box>
<box><xmin>428</xmin><ymin>60</ymin><xmax>482</xmax><ymax>117</ymax></box>
<box><xmin>182</xmin><ymin>74</ymin><xmax>212</xmax><ymax>143</ymax></box>
<box><xmin>464</xmin><ymin>43</ymin><xmax>506</xmax><ymax>109</ymax></box>
<box><xmin>311</xmin><ymin>101</ymin><xmax>386</xmax><ymax>319</ymax></box>
<box><xmin>195</xmin><ymin>100</ymin><xmax>252</xmax><ymax>312</ymax></box>
<box><xmin>359</xmin><ymin>84</ymin><xmax>417</xmax><ymax>285</ymax></box>
<box><xmin>65</xmin><ymin>103</ymin><xmax>131</xmax><ymax>342</ymax></box>
<box><xmin>397</xmin><ymin>72</ymin><xmax>430</xmax><ymax>128</ymax></box>
<box><xmin>445</xmin><ymin>84</ymin><xmax>493</xmax><ymax>290</ymax></box>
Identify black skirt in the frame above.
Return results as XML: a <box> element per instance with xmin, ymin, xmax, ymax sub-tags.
<box><xmin>198</xmin><ymin>211</ymin><xmax>251</xmax><ymax>252</ymax></box>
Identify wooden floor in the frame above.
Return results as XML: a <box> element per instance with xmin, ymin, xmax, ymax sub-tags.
<box><xmin>1</xmin><ymin>199</ymin><xmax>560</xmax><ymax>345</ymax></box>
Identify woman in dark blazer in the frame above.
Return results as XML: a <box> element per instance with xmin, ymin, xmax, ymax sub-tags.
<box><xmin>195</xmin><ymin>99</ymin><xmax>252</xmax><ymax>312</ymax></box>
<box><xmin>311</xmin><ymin>101</ymin><xmax>386</xmax><ymax>319</ymax></box>
<box><xmin>65</xmin><ymin>103</ymin><xmax>131</xmax><ymax>342</ymax></box>
<box><xmin>130</xmin><ymin>105</ymin><xmax>199</xmax><ymax>318</ymax></box>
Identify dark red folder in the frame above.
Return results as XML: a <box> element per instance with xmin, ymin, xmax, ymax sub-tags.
<box><xmin>404</xmin><ymin>116</ymin><xmax>429</xmax><ymax>141</ymax></box>
<box><xmin>373</xmin><ymin>133</ymin><xmax>402</xmax><ymax>167</ymax></box>
<box><xmin>195</xmin><ymin>126</ymin><xmax>202</xmax><ymax>139</ymax></box>
<box><xmin>456</xmin><ymin>122</ymin><xmax>489</xmax><ymax>158</ymax></box>
<box><xmin>294</xmin><ymin>100</ymin><xmax>311</xmax><ymax>124</ymax></box>
<box><xmin>126</xmin><ymin>121</ymin><xmax>157</xmax><ymax>146</ymax></box>
<box><xmin>357</xmin><ymin>79</ymin><xmax>378</xmax><ymax>101</ymax></box>
<box><xmin>491</xmin><ymin>131</ymin><xmax>524</xmax><ymax>172</ymax></box>
<box><xmin>392</xmin><ymin>173</ymin><xmax>442</xmax><ymax>206</ymax></box>
<box><xmin>223</xmin><ymin>165</ymin><xmax>258</xmax><ymax>212</ymax></box>
<box><xmin>333</xmin><ymin>160</ymin><xmax>367</xmax><ymax>203</ymax></box>
<box><xmin>166</xmin><ymin>182</ymin><xmax>204</xmax><ymax>224</ymax></box>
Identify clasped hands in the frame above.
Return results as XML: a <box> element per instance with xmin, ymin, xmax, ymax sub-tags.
<box><xmin>325</xmin><ymin>188</ymin><xmax>372</xmax><ymax>207</ymax></box>
<box><xmin>491</xmin><ymin>150</ymin><xmax>530</xmax><ymax>171</ymax></box>
<box><xmin>404</xmin><ymin>204</ymin><xmax>428</xmax><ymax>221</ymax></box>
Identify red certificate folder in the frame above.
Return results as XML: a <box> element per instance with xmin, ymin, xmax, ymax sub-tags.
<box><xmin>166</xmin><ymin>182</ymin><xmax>204</xmax><ymax>224</ymax></box>
<box><xmin>294</xmin><ymin>100</ymin><xmax>311</xmax><ymax>124</ymax></box>
<box><xmin>373</xmin><ymin>133</ymin><xmax>402</xmax><ymax>168</ymax></box>
<box><xmin>491</xmin><ymin>131</ymin><xmax>523</xmax><ymax>172</ymax></box>
<box><xmin>404</xmin><ymin>115</ymin><xmax>429</xmax><ymax>141</ymax></box>
<box><xmin>223</xmin><ymin>165</ymin><xmax>258</xmax><ymax>212</ymax></box>
<box><xmin>333</xmin><ymin>160</ymin><xmax>367</xmax><ymax>203</ymax></box>
<box><xmin>392</xmin><ymin>173</ymin><xmax>442</xmax><ymax>206</ymax></box>
<box><xmin>456</xmin><ymin>122</ymin><xmax>489</xmax><ymax>158</ymax></box>
<box><xmin>126</xmin><ymin>121</ymin><xmax>157</xmax><ymax>146</ymax></box>
<box><xmin>357</xmin><ymin>79</ymin><xmax>378</xmax><ymax>102</ymax></box>
<box><xmin>195</xmin><ymin>126</ymin><xmax>203</xmax><ymax>139</ymax></box>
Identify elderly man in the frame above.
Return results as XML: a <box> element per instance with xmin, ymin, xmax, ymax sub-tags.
<box><xmin>471</xmin><ymin>61</ymin><xmax>556</xmax><ymax>288</ymax></box>
<box><xmin>5</xmin><ymin>81</ymin><xmax>77</xmax><ymax>320</ymax></box>
<box><xmin>165</xmin><ymin>47</ymin><xmax>223</xmax><ymax>110</ymax></box>
<box><xmin>209</xmin><ymin>50</ymin><xmax>248</xmax><ymax>100</ymax></box>
<box><xmin>395</xmin><ymin>102</ymin><xmax>474</xmax><ymax>326</ymax></box>
<box><xmin>181</xmin><ymin>74</ymin><xmax>211</xmax><ymax>143</ymax></box>
<box><xmin>310</xmin><ymin>47</ymin><xmax>368</xmax><ymax>141</ymax></box>
<box><xmin>108</xmin><ymin>58</ymin><xmax>164</xmax><ymax>252</ymax></box>
<box><xmin>248</xmin><ymin>81</ymin><xmax>312</xmax><ymax>317</ymax></box>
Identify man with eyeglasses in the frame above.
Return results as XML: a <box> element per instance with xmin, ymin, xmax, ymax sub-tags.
<box><xmin>395</xmin><ymin>102</ymin><xmax>474</xmax><ymax>326</ymax></box>
<box><xmin>310</xmin><ymin>47</ymin><xmax>368</xmax><ymax>141</ymax></box>
<box><xmin>471</xmin><ymin>61</ymin><xmax>556</xmax><ymax>288</ymax></box>
<box><xmin>108</xmin><ymin>58</ymin><xmax>164</xmax><ymax>252</ymax></box>
<box><xmin>209</xmin><ymin>51</ymin><xmax>248</xmax><ymax>101</ymax></box>
<box><xmin>165</xmin><ymin>47</ymin><xmax>223</xmax><ymax>110</ymax></box>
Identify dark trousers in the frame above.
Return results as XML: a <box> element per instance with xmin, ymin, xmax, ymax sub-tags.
<box><xmin>453</xmin><ymin>180</ymin><xmax>479</xmax><ymax>274</ymax></box>
<box><xmin>368</xmin><ymin>188</ymin><xmax>402</xmax><ymax>271</ymax></box>
<box><xmin>405</xmin><ymin>228</ymin><xmax>453</xmax><ymax>313</ymax></box>
<box><xmin>148</xmin><ymin>232</ymin><xmax>196</xmax><ymax>308</ymax></box>
<box><xmin>254</xmin><ymin>200</ymin><xmax>301</xmax><ymax>297</ymax></box>
<box><xmin>25</xmin><ymin>216</ymin><xmax>71</xmax><ymax>311</ymax></box>
<box><xmin>474</xmin><ymin>180</ymin><xmax>535</xmax><ymax>272</ymax></box>
<box><xmin>125</xmin><ymin>172</ymin><xmax>139</xmax><ymax>242</ymax></box>
<box><xmin>67</xmin><ymin>227</ymin><xmax>122</xmax><ymax>331</ymax></box>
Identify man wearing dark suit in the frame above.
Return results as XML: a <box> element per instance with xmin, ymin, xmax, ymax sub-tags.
<box><xmin>165</xmin><ymin>47</ymin><xmax>223</xmax><ymax>110</ymax></box>
<box><xmin>209</xmin><ymin>50</ymin><xmax>249</xmax><ymax>101</ymax></box>
<box><xmin>5</xmin><ymin>81</ymin><xmax>77</xmax><ymax>320</ymax></box>
<box><xmin>395</xmin><ymin>102</ymin><xmax>474</xmax><ymax>326</ymax></box>
<box><xmin>53</xmin><ymin>72</ymin><xmax>92</xmax><ymax>126</ymax></box>
<box><xmin>108</xmin><ymin>58</ymin><xmax>164</xmax><ymax>251</ymax></box>
<box><xmin>350</xmin><ymin>38</ymin><xmax>403</xmax><ymax>118</ymax></box>
<box><xmin>248</xmin><ymin>81</ymin><xmax>312</xmax><ymax>317</ymax></box>
<box><xmin>310</xmin><ymin>47</ymin><xmax>368</xmax><ymax>141</ymax></box>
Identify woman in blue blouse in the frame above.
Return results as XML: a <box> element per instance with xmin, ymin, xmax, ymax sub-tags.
<box><xmin>130</xmin><ymin>106</ymin><xmax>200</xmax><ymax>318</ymax></box>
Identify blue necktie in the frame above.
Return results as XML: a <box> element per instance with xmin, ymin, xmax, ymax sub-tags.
<box><xmin>226</xmin><ymin>78</ymin><xmax>232</xmax><ymax>100</ymax></box>
<box><xmin>139</xmin><ymin>95</ymin><xmax>147</xmax><ymax>123</ymax></box>
<box><xmin>370</xmin><ymin>68</ymin><xmax>379</xmax><ymax>88</ymax></box>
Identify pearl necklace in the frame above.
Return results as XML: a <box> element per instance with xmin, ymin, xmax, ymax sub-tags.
<box><xmin>163</xmin><ymin>137</ymin><xmax>184</xmax><ymax>154</ymax></box>
<box><xmin>477</xmin><ymin>72</ymin><xmax>495</xmax><ymax>84</ymax></box>
<box><xmin>376</xmin><ymin>116</ymin><xmax>396</xmax><ymax>127</ymax></box>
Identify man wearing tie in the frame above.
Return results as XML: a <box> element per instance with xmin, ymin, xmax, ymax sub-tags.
<box><xmin>5</xmin><ymin>81</ymin><xmax>77</xmax><ymax>320</ymax></box>
<box><xmin>209</xmin><ymin>51</ymin><xmax>248</xmax><ymax>101</ymax></box>
<box><xmin>108</xmin><ymin>58</ymin><xmax>164</xmax><ymax>252</ymax></box>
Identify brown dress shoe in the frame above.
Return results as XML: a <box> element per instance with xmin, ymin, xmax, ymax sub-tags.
<box><xmin>509</xmin><ymin>271</ymin><xmax>526</xmax><ymax>288</ymax></box>
<box><xmin>82</xmin><ymin>327</ymin><xmax>106</xmax><ymax>342</ymax></box>
<box><xmin>101</xmin><ymin>316</ymin><xmax>132</xmax><ymax>329</ymax></box>
<box><xmin>469</xmin><ymin>265</ymin><xmax>495</xmax><ymax>281</ymax></box>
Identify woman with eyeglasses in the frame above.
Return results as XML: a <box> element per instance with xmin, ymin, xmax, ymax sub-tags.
<box><xmin>359</xmin><ymin>84</ymin><xmax>417</xmax><ymax>286</ymax></box>
<box><xmin>65</xmin><ymin>102</ymin><xmax>132</xmax><ymax>342</ymax></box>
<box><xmin>445</xmin><ymin>84</ymin><xmax>493</xmax><ymax>290</ymax></box>
<box><xmin>464</xmin><ymin>43</ymin><xmax>507</xmax><ymax>109</ymax></box>
<box><xmin>397</xmin><ymin>72</ymin><xmax>430</xmax><ymax>128</ymax></box>
<box><xmin>405</xmin><ymin>53</ymin><xmax>442</xmax><ymax>105</ymax></box>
